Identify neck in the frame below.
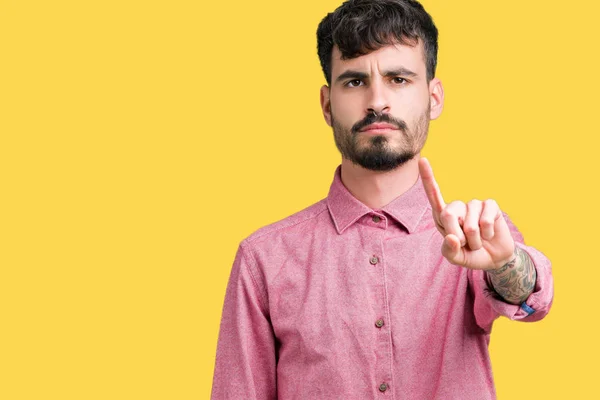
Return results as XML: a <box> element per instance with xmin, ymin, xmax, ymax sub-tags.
<box><xmin>340</xmin><ymin>155</ymin><xmax>421</xmax><ymax>210</ymax></box>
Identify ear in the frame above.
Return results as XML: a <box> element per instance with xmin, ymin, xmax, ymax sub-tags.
<box><xmin>428</xmin><ymin>78</ymin><xmax>444</xmax><ymax>120</ymax></box>
<box><xmin>320</xmin><ymin>84</ymin><xmax>332</xmax><ymax>127</ymax></box>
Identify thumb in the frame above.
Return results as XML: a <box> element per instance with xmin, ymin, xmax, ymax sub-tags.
<box><xmin>442</xmin><ymin>234</ymin><xmax>464</xmax><ymax>265</ymax></box>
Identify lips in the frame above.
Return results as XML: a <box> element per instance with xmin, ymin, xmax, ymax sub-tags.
<box><xmin>360</xmin><ymin>123</ymin><xmax>398</xmax><ymax>132</ymax></box>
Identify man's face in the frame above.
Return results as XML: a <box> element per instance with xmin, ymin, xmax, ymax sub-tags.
<box><xmin>320</xmin><ymin>41</ymin><xmax>443</xmax><ymax>171</ymax></box>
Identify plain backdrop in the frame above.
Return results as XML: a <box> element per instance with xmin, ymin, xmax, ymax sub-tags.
<box><xmin>1</xmin><ymin>0</ymin><xmax>598</xmax><ymax>398</ymax></box>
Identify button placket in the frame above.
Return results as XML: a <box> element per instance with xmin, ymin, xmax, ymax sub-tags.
<box><xmin>370</xmin><ymin>226</ymin><xmax>391</xmax><ymax>396</ymax></box>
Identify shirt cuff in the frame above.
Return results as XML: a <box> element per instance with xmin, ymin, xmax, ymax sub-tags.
<box><xmin>481</xmin><ymin>242</ymin><xmax>554</xmax><ymax>323</ymax></box>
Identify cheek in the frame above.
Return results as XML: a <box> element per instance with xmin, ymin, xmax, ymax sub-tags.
<box><xmin>395</xmin><ymin>94</ymin><xmax>428</xmax><ymax>122</ymax></box>
<box><xmin>331</xmin><ymin>91</ymin><xmax>362</xmax><ymax>120</ymax></box>
<box><xmin>395</xmin><ymin>87</ymin><xmax>426</xmax><ymax>110</ymax></box>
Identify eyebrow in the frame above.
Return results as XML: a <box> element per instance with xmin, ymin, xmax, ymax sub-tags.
<box><xmin>334</xmin><ymin>67</ymin><xmax>418</xmax><ymax>84</ymax></box>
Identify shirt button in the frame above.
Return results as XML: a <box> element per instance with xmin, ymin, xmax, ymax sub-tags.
<box><xmin>369</xmin><ymin>256</ymin><xmax>379</xmax><ymax>265</ymax></box>
<box><xmin>372</xmin><ymin>215</ymin><xmax>381</xmax><ymax>223</ymax></box>
<box><xmin>379</xmin><ymin>383</ymin><xmax>388</xmax><ymax>392</ymax></box>
<box><xmin>375</xmin><ymin>318</ymin><xmax>384</xmax><ymax>328</ymax></box>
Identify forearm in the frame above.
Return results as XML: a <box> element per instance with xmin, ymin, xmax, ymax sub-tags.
<box><xmin>487</xmin><ymin>246</ymin><xmax>537</xmax><ymax>305</ymax></box>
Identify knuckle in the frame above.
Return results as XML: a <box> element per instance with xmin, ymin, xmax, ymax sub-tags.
<box><xmin>480</xmin><ymin>219</ymin><xmax>494</xmax><ymax>229</ymax></box>
<box><xmin>484</xmin><ymin>199</ymin><xmax>498</xmax><ymax>208</ymax></box>
<box><xmin>448</xmin><ymin>200</ymin><xmax>464</xmax><ymax>209</ymax></box>
<box><xmin>440</xmin><ymin>208</ymin><xmax>452</xmax><ymax>220</ymax></box>
<box><xmin>468</xmin><ymin>199</ymin><xmax>481</xmax><ymax>207</ymax></box>
<box><xmin>463</xmin><ymin>225</ymin><xmax>479</xmax><ymax>235</ymax></box>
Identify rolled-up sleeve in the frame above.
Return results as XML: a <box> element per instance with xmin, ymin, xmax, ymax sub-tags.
<box><xmin>468</xmin><ymin>212</ymin><xmax>554</xmax><ymax>333</ymax></box>
<box><xmin>211</xmin><ymin>241</ymin><xmax>277</xmax><ymax>399</ymax></box>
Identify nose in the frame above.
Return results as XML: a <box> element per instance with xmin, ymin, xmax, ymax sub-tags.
<box><xmin>366</xmin><ymin>79</ymin><xmax>390</xmax><ymax>116</ymax></box>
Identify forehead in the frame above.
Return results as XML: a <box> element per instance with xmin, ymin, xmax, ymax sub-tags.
<box><xmin>331</xmin><ymin>41</ymin><xmax>426</xmax><ymax>77</ymax></box>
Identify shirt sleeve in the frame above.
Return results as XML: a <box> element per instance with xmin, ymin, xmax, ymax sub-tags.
<box><xmin>468</xmin><ymin>212</ymin><xmax>554</xmax><ymax>333</ymax></box>
<box><xmin>211</xmin><ymin>241</ymin><xmax>277</xmax><ymax>399</ymax></box>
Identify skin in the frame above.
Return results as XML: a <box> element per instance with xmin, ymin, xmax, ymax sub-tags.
<box><xmin>320</xmin><ymin>41</ymin><xmax>442</xmax><ymax>210</ymax></box>
<box><xmin>420</xmin><ymin>157</ymin><xmax>537</xmax><ymax>304</ymax></box>
<box><xmin>319</xmin><ymin>40</ymin><xmax>536</xmax><ymax>305</ymax></box>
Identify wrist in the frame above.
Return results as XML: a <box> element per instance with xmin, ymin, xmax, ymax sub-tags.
<box><xmin>489</xmin><ymin>246</ymin><xmax>518</xmax><ymax>274</ymax></box>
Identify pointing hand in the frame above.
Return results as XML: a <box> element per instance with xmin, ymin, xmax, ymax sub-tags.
<box><xmin>418</xmin><ymin>158</ymin><xmax>515</xmax><ymax>270</ymax></box>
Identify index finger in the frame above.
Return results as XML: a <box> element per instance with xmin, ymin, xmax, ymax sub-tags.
<box><xmin>418</xmin><ymin>157</ymin><xmax>446</xmax><ymax>214</ymax></box>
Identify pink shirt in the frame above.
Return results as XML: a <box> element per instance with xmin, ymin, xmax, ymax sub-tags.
<box><xmin>211</xmin><ymin>165</ymin><xmax>553</xmax><ymax>399</ymax></box>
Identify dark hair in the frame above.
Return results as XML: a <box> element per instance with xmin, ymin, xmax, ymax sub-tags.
<box><xmin>317</xmin><ymin>0</ymin><xmax>438</xmax><ymax>85</ymax></box>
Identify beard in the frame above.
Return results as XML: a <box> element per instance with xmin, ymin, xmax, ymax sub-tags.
<box><xmin>331</xmin><ymin>104</ymin><xmax>431</xmax><ymax>172</ymax></box>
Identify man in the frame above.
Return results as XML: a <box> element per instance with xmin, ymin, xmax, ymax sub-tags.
<box><xmin>211</xmin><ymin>0</ymin><xmax>553</xmax><ymax>398</ymax></box>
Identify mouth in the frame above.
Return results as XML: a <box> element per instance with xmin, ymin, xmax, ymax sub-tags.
<box><xmin>360</xmin><ymin>123</ymin><xmax>399</xmax><ymax>134</ymax></box>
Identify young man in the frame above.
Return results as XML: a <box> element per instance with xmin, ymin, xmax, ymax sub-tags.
<box><xmin>211</xmin><ymin>1</ymin><xmax>553</xmax><ymax>398</ymax></box>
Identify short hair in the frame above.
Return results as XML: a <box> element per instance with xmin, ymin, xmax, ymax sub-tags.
<box><xmin>317</xmin><ymin>0</ymin><xmax>438</xmax><ymax>85</ymax></box>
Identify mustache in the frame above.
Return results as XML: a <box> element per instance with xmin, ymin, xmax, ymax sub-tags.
<box><xmin>352</xmin><ymin>113</ymin><xmax>408</xmax><ymax>133</ymax></box>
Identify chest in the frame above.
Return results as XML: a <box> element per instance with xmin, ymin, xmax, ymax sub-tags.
<box><xmin>266</xmin><ymin>227</ymin><xmax>470</xmax><ymax>341</ymax></box>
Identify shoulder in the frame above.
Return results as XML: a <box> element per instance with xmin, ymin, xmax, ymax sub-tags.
<box><xmin>241</xmin><ymin>198</ymin><xmax>330</xmax><ymax>248</ymax></box>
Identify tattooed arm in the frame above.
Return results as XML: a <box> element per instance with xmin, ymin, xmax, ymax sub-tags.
<box><xmin>487</xmin><ymin>246</ymin><xmax>537</xmax><ymax>305</ymax></box>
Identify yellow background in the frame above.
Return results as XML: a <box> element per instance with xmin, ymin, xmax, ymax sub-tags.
<box><xmin>1</xmin><ymin>0</ymin><xmax>597</xmax><ymax>398</ymax></box>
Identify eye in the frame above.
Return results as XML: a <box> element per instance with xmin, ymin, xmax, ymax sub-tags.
<box><xmin>346</xmin><ymin>79</ymin><xmax>363</xmax><ymax>88</ymax></box>
<box><xmin>392</xmin><ymin>77</ymin><xmax>407</xmax><ymax>84</ymax></box>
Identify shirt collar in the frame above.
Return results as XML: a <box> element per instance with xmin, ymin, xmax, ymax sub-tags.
<box><xmin>326</xmin><ymin>164</ymin><xmax>431</xmax><ymax>234</ymax></box>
